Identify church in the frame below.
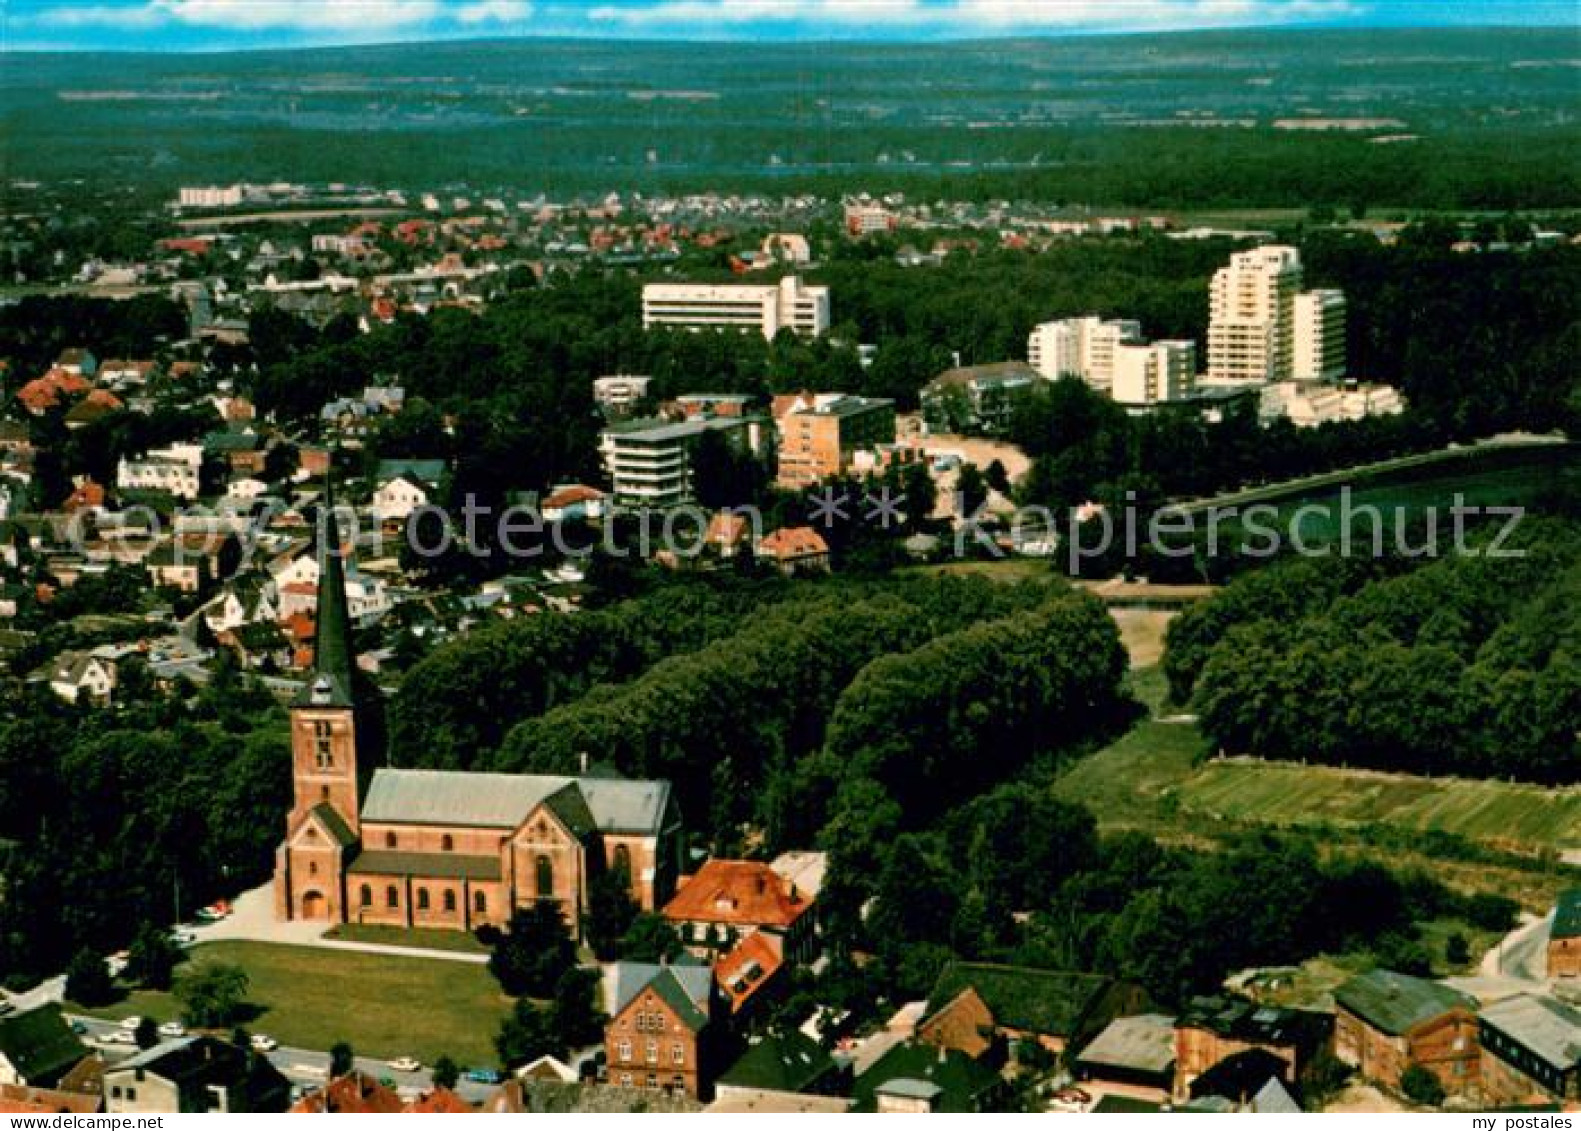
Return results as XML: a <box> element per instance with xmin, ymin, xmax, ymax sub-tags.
<box><xmin>273</xmin><ymin>498</ymin><xmax>683</xmax><ymax>933</ymax></box>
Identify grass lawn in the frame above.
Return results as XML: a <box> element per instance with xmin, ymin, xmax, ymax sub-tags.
<box><xmin>1052</xmin><ymin>716</ymin><xmax>1208</xmax><ymax>833</ymax></box>
<box><xmin>1175</xmin><ymin>759</ymin><xmax>1581</xmax><ymax>855</ymax></box>
<box><xmin>323</xmin><ymin>923</ymin><xmax>489</xmax><ymax>955</ymax></box>
<box><xmin>74</xmin><ymin>941</ymin><xmax>511</xmax><ymax>1067</ymax></box>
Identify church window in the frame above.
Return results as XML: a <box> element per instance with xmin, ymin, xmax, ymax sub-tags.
<box><xmin>443</xmin><ymin>890</ymin><xmax>456</xmax><ymax>913</ymax></box>
<box><xmin>385</xmin><ymin>831</ymin><xmax>397</xmax><ymax>849</ymax></box>
<box><xmin>535</xmin><ymin>855</ymin><xmax>554</xmax><ymax>897</ymax></box>
<box><xmin>417</xmin><ymin>888</ymin><xmax>430</xmax><ymax>911</ymax></box>
<box><xmin>308</xmin><ymin>862</ymin><xmax>318</xmax><ymax>876</ymax></box>
<box><xmin>315</xmin><ymin>739</ymin><xmax>333</xmax><ymax>769</ymax></box>
<box><xmin>320</xmin><ymin>786</ymin><xmax>330</xmax><ymax>802</ymax></box>
<box><xmin>386</xmin><ymin>885</ymin><xmax>398</xmax><ymax>908</ymax></box>
<box><xmin>474</xmin><ymin>891</ymin><xmax>487</xmax><ymax>915</ymax></box>
<box><xmin>314</xmin><ymin>721</ymin><xmax>333</xmax><ymax>738</ymax></box>
<box><xmin>613</xmin><ymin>844</ymin><xmax>632</xmax><ymax>879</ymax></box>
<box><xmin>441</xmin><ymin>834</ymin><xmax>454</xmax><ymax>852</ymax></box>
<box><xmin>360</xmin><ymin>884</ymin><xmax>372</xmax><ymax>907</ymax></box>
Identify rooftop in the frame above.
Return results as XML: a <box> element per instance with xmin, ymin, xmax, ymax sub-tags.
<box><xmin>663</xmin><ymin>858</ymin><xmax>813</xmax><ymax>929</ymax></box>
<box><xmin>1333</xmin><ymin>970</ymin><xmax>1474</xmax><ymax>1036</ymax></box>
<box><xmin>925</xmin><ymin>962</ymin><xmax>1114</xmax><ymax>1039</ymax></box>
<box><xmin>1076</xmin><ymin>1013</ymin><xmax>1177</xmax><ymax>1077</ymax></box>
<box><xmin>1552</xmin><ymin>889</ymin><xmax>1581</xmax><ymax>940</ymax></box>
<box><xmin>361</xmin><ymin>769</ymin><xmax>669</xmax><ymax>835</ymax></box>
<box><xmin>1481</xmin><ymin>995</ymin><xmax>1581</xmax><ymax>1072</ymax></box>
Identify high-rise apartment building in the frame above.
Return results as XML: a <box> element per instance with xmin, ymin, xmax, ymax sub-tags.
<box><xmin>600</xmin><ymin>416</ymin><xmax>757</xmax><ymax>509</ymax></box>
<box><xmin>1207</xmin><ymin>245</ymin><xmax>1305</xmax><ymax>382</ymax></box>
<box><xmin>1111</xmin><ymin>340</ymin><xmax>1197</xmax><ymax>406</ymax></box>
<box><xmin>642</xmin><ymin>276</ymin><xmax>830</xmax><ymax>340</ymax></box>
<box><xmin>1292</xmin><ymin>289</ymin><xmax>1347</xmax><ymax>381</ymax></box>
<box><xmin>1026</xmin><ymin>316</ymin><xmax>1143</xmax><ymax>390</ymax></box>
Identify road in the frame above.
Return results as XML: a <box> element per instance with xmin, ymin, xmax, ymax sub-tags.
<box><xmin>66</xmin><ymin>1015</ymin><xmax>499</xmax><ymax>1105</ymax></box>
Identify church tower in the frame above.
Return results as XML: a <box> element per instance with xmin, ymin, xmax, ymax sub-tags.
<box><xmin>275</xmin><ymin>479</ymin><xmax>366</xmax><ymax>922</ymax></box>
<box><xmin>288</xmin><ymin>483</ymin><xmax>363</xmax><ymax>833</ymax></box>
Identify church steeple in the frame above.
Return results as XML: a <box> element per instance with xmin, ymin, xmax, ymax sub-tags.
<box><xmin>298</xmin><ymin>474</ymin><xmax>356</xmax><ymax>709</ymax></box>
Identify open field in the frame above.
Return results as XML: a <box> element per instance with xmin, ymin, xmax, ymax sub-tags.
<box><xmin>1176</xmin><ymin>759</ymin><xmax>1581</xmax><ymax>855</ymax></box>
<box><xmin>74</xmin><ymin>941</ymin><xmax>512</xmax><ymax>1065</ymax></box>
<box><xmin>1059</xmin><ymin>671</ymin><xmax>1579</xmax><ymax>907</ymax></box>
<box><xmin>323</xmin><ymin>923</ymin><xmax>490</xmax><ymax>955</ymax></box>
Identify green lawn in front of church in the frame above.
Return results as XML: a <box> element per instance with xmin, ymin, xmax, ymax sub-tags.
<box><xmin>76</xmin><ymin>940</ymin><xmax>512</xmax><ymax>1068</ymax></box>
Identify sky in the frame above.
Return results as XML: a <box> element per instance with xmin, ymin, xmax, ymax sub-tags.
<box><xmin>3</xmin><ymin>0</ymin><xmax>1576</xmax><ymax>52</ymax></box>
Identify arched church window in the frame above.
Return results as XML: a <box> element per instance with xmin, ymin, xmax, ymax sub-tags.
<box><xmin>474</xmin><ymin>891</ymin><xmax>487</xmax><ymax>915</ymax></box>
<box><xmin>443</xmin><ymin>890</ymin><xmax>456</xmax><ymax>913</ymax></box>
<box><xmin>386</xmin><ymin>885</ymin><xmax>398</xmax><ymax>908</ymax></box>
<box><xmin>536</xmin><ymin>854</ymin><xmax>554</xmax><ymax>897</ymax></box>
<box><xmin>417</xmin><ymin>888</ymin><xmax>430</xmax><ymax>911</ymax></box>
<box><xmin>360</xmin><ymin>884</ymin><xmax>372</xmax><ymax>906</ymax></box>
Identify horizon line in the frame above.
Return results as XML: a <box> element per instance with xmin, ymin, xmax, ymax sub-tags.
<box><xmin>1</xmin><ymin>22</ymin><xmax>1573</xmax><ymax>57</ymax></box>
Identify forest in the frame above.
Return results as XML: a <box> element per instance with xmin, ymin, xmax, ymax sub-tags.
<box><xmin>1165</xmin><ymin>517</ymin><xmax>1581</xmax><ymax>783</ymax></box>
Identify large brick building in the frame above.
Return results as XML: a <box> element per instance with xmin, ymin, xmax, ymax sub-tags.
<box><xmin>1332</xmin><ymin>970</ymin><xmax>1479</xmax><ymax>1096</ymax></box>
<box><xmin>273</xmin><ymin>489</ymin><xmax>682</xmax><ymax>932</ymax></box>
<box><xmin>772</xmin><ymin>392</ymin><xmax>896</xmax><ymax>488</ymax></box>
<box><xmin>604</xmin><ymin>962</ymin><xmax>720</xmax><ymax>1100</ymax></box>
<box><xmin>1479</xmin><ymin>994</ymin><xmax>1581</xmax><ymax>1107</ymax></box>
<box><xmin>1173</xmin><ymin>995</ymin><xmax>1331</xmax><ymax>1102</ymax></box>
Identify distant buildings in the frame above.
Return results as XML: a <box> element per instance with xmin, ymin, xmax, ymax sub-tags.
<box><xmin>642</xmin><ymin>276</ymin><xmax>830</xmax><ymax>340</ymax></box>
<box><xmin>1207</xmin><ymin>246</ymin><xmax>1346</xmax><ymax>384</ymax></box>
<box><xmin>177</xmin><ymin>185</ymin><xmax>244</xmax><ymax>209</ymax></box>
<box><xmin>593</xmin><ymin>375</ymin><xmax>654</xmax><ymax>417</ymax></box>
<box><xmin>844</xmin><ymin>203</ymin><xmax>896</xmax><ymax>236</ymax></box>
<box><xmin>1027</xmin><ymin>316</ymin><xmax>1141</xmax><ymax>389</ymax></box>
<box><xmin>1258</xmin><ymin>381</ymin><xmax>1404</xmax><ymax>427</ymax></box>
<box><xmin>116</xmin><ymin>443</ymin><xmax>204</xmax><ymax>501</ymax></box>
<box><xmin>772</xmin><ymin>392</ymin><xmax>896</xmax><ymax>488</ymax></box>
<box><xmin>104</xmin><ymin>1036</ymin><xmax>289</xmax><ymax>1114</ymax></box>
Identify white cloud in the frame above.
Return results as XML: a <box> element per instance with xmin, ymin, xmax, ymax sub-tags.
<box><xmin>591</xmin><ymin>0</ymin><xmax>1361</xmax><ymax>31</ymax></box>
<box><xmin>24</xmin><ymin>3</ymin><xmax>169</xmax><ymax>29</ymax></box>
<box><xmin>30</xmin><ymin>0</ymin><xmax>447</xmax><ymax>32</ymax></box>
<box><xmin>456</xmin><ymin>0</ymin><xmax>534</xmax><ymax>24</ymax></box>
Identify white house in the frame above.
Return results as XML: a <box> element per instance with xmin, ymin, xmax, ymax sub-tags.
<box><xmin>39</xmin><ymin>650</ymin><xmax>117</xmax><ymax>705</ymax></box>
<box><xmin>371</xmin><ymin>473</ymin><xmax>431</xmax><ymax>524</ymax></box>
<box><xmin>117</xmin><ymin>443</ymin><xmax>204</xmax><ymax>501</ymax></box>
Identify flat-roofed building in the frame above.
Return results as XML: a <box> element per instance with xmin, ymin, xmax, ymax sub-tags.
<box><xmin>1292</xmin><ymin>289</ymin><xmax>1347</xmax><ymax>381</ymax></box>
<box><xmin>773</xmin><ymin>392</ymin><xmax>896</xmax><ymax>488</ymax></box>
<box><xmin>643</xmin><ymin>276</ymin><xmax>830</xmax><ymax>340</ymax></box>
<box><xmin>1207</xmin><ymin>245</ymin><xmax>1304</xmax><ymax>383</ymax></box>
<box><xmin>1112</xmin><ymin>340</ymin><xmax>1197</xmax><ymax>406</ymax></box>
<box><xmin>601</xmin><ymin>416</ymin><xmax>757</xmax><ymax>509</ymax></box>
<box><xmin>1027</xmin><ymin>316</ymin><xmax>1142</xmax><ymax>389</ymax></box>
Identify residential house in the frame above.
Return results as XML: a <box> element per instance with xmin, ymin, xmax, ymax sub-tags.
<box><xmin>1333</xmin><ymin>969</ymin><xmax>1479</xmax><ymax>1095</ymax></box>
<box><xmin>371</xmin><ymin>472</ymin><xmax>432</xmax><ymax>526</ymax></box>
<box><xmin>1547</xmin><ymin>889</ymin><xmax>1581</xmax><ymax>979</ymax></box>
<box><xmin>0</xmin><ymin>1082</ymin><xmax>100</xmax><ymax>1115</ymax></box>
<box><xmin>103</xmin><ymin>1036</ymin><xmax>289</xmax><ymax>1114</ymax></box>
<box><xmin>756</xmin><ymin>527</ymin><xmax>829</xmax><ymax>576</ymax></box>
<box><xmin>1174</xmin><ymin>995</ymin><xmax>1332</xmax><ymax>1102</ymax></box>
<box><xmin>204</xmin><ymin>430</ymin><xmax>267</xmax><ymax>477</ymax></box>
<box><xmin>63</xmin><ymin>390</ymin><xmax>124</xmax><ymax>430</ymax></box>
<box><xmin>61</xmin><ymin>479</ymin><xmax>106</xmax><ymax>515</ymax></box>
<box><xmin>663</xmin><ymin>858</ymin><xmax>818</xmax><ymax>963</ymax></box>
<box><xmin>918</xmin><ymin>962</ymin><xmax>1146</xmax><ymax>1062</ymax></box>
<box><xmin>713</xmin><ymin>1031</ymin><xmax>848</xmax><ymax>1110</ymax></box>
<box><xmin>33</xmin><ymin>650</ymin><xmax>117</xmax><ymax>705</ymax></box>
<box><xmin>1479</xmin><ymin>994</ymin><xmax>1581</xmax><ymax>1106</ymax></box>
<box><xmin>117</xmin><ymin>443</ymin><xmax>204</xmax><ymax>501</ymax></box>
<box><xmin>851</xmin><ymin>1043</ymin><xmax>1004</xmax><ymax>1113</ymax></box>
<box><xmin>0</xmin><ymin>1005</ymin><xmax>89</xmax><ymax>1089</ymax></box>
<box><xmin>289</xmin><ymin>1072</ymin><xmax>404</xmax><ymax>1113</ymax></box>
<box><xmin>604</xmin><ymin>961</ymin><xmax>720</xmax><ymax>1100</ymax></box>
<box><xmin>541</xmin><ymin>485</ymin><xmax>606</xmax><ymax>524</ymax></box>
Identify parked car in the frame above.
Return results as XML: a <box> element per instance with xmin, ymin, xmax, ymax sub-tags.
<box><xmin>118</xmin><ymin>1015</ymin><xmax>143</xmax><ymax>1031</ymax></box>
<box><xmin>170</xmin><ymin>930</ymin><xmax>197</xmax><ymax>947</ymax></box>
<box><xmin>195</xmin><ymin>901</ymin><xmax>232</xmax><ymax>923</ymax></box>
<box><xmin>103</xmin><ymin>1029</ymin><xmax>137</xmax><ymax>1045</ymax></box>
<box><xmin>250</xmin><ymin>1034</ymin><xmax>279</xmax><ymax>1052</ymax></box>
<box><xmin>389</xmin><ymin>1057</ymin><xmax>421</xmax><ymax>1073</ymax></box>
<box><xmin>463</xmin><ymin>1068</ymin><xmax>504</xmax><ymax>1085</ymax></box>
<box><xmin>157</xmin><ymin>1020</ymin><xmax>186</xmax><ymax>1038</ymax></box>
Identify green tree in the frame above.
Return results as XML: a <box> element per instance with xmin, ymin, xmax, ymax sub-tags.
<box><xmin>329</xmin><ymin>1042</ymin><xmax>355</xmax><ymax>1077</ymax></box>
<box><xmin>618</xmin><ymin>913</ymin><xmax>682</xmax><ymax>963</ymax></box>
<box><xmin>495</xmin><ymin>998</ymin><xmax>559</xmax><ymax>1069</ymax></box>
<box><xmin>489</xmin><ymin>902</ymin><xmax>576</xmax><ymax>997</ymax></box>
<box><xmin>127</xmin><ymin>922</ymin><xmax>182</xmax><ymax>990</ymax></box>
<box><xmin>1444</xmin><ymin>932</ymin><xmax>1470</xmax><ymax>968</ymax></box>
<box><xmin>174</xmin><ymin>963</ymin><xmax>250</xmax><ymax>1028</ymax></box>
<box><xmin>1400</xmin><ymin>1063</ymin><xmax>1445</xmax><ymax>1107</ymax></box>
<box><xmin>134</xmin><ymin>1017</ymin><xmax>160</xmax><ymax>1050</ymax></box>
<box><xmin>64</xmin><ymin>947</ymin><xmax>114</xmax><ymax>1006</ymax></box>
<box><xmin>431</xmin><ymin>1055</ymin><xmax>460</xmax><ymax>1090</ymax></box>
<box><xmin>549</xmin><ymin>967</ymin><xmax>605</xmax><ymax>1050</ymax></box>
<box><xmin>584</xmin><ymin>867</ymin><xmax>639</xmax><ymax>962</ymax></box>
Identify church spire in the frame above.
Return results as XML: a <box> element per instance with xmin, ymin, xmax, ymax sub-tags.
<box><xmin>298</xmin><ymin>471</ymin><xmax>356</xmax><ymax>707</ymax></box>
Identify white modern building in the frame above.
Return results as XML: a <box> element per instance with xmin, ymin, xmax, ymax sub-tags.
<box><xmin>1292</xmin><ymin>289</ymin><xmax>1348</xmax><ymax>381</ymax></box>
<box><xmin>1260</xmin><ymin>381</ymin><xmax>1404</xmax><ymax>427</ymax></box>
<box><xmin>642</xmin><ymin>276</ymin><xmax>830</xmax><ymax>340</ymax></box>
<box><xmin>600</xmin><ymin>416</ymin><xmax>756</xmax><ymax>509</ymax></box>
<box><xmin>593</xmin><ymin>375</ymin><xmax>655</xmax><ymax>415</ymax></box>
<box><xmin>178</xmin><ymin>185</ymin><xmax>244</xmax><ymax>209</ymax></box>
<box><xmin>1026</xmin><ymin>316</ymin><xmax>1142</xmax><ymax>390</ymax></box>
<box><xmin>1111</xmin><ymin>340</ymin><xmax>1198</xmax><ymax>407</ymax></box>
<box><xmin>1207</xmin><ymin>245</ymin><xmax>1305</xmax><ymax>383</ymax></box>
<box><xmin>117</xmin><ymin>443</ymin><xmax>204</xmax><ymax>500</ymax></box>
